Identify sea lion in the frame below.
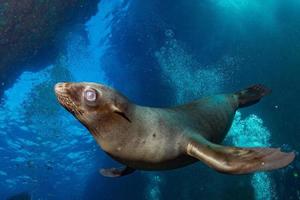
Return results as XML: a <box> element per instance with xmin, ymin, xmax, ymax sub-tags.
<box><xmin>54</xmin><ymin>82</ymin><xmax>295</xmax><ymax>177</ymax></box>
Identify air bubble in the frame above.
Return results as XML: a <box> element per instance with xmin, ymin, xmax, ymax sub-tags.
<box><xmin>165</xmin><ymin>29</ymin><xmax>175</xmax><ymax>38</ymax></box>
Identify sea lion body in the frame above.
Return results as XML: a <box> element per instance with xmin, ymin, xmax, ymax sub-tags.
<box><xmin>55</xmin><ymin>82</ymin><xmax>295</xmax><ymax>177</ymax></box>
<box><xmin>93</xmin><ymin>94</ymin><xmax>237</xmax><ymax>170</ymax></box>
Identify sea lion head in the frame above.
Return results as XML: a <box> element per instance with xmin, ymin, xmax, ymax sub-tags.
<box><xmin>54</xmin><ymin>82</ymin><xmax>132</xmax><ymax>135</ymax></box>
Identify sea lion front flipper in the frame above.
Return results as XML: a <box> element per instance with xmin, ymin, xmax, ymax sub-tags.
<box><xmin>100</xmin><ymin>166</ymin><xmax>136</xmax><ymax>177</ymax></box>
<box><xmin>186</xmin><ymin>140</ymin><xmax>295</xmax><ymax>174</ymax></box>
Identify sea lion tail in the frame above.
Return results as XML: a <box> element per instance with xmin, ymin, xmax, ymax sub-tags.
<box><xmin>235</xmin><ymin>84</ymin><xmax>272</xmax><ymax>108</ymax></box>
<box><xmin>186</xmin><ymin>139</ymin><xmax>295</xmax><ymax>174</ymax></box>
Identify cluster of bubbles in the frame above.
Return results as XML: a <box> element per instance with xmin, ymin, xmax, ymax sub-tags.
<box><xmin>146</xmin><ymin>174</ymin><xmax>163</xmax><ymax>200</ymax></box>
<box><xmin>0</xmin><ymin>64</ymin><xmax>99</xmax><ymax>199</ymax></box>
<box><xmin>155</xmin><ymin>29</ymin><xmax>277</xmax><ymax>200</ymax></box>
<box><xmin>227</xmin><ymin>112</ymin><xmax>275</xmax><ymax>200</ymax></box>
<box><xmin>155</xmin><ymin>29</ymin><xmax>237</xmax><ymax>104</ymax></box>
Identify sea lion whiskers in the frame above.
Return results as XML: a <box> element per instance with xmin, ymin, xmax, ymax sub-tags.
<box><xmin>55</xmin><ymin>90</ymin><xmax>86</xmax><ymax>119</ymax></box>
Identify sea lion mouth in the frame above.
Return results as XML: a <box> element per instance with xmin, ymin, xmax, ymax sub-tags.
<box><xmin>54</xmin><ymin>83</ymin><xmax>83</xmax><ymax>116</ymax></box>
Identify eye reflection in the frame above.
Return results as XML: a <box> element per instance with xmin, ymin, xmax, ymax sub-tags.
<box><xmin>84</xmin><ymin>89</ymin><xmax>97</xmax><ymax>102</ymax></box>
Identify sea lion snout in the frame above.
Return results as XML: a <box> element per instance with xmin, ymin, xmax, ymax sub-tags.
<box><xmin>55</xmin><ymin>82</ymin><xmax>75</xmax><ymax>105</ymax></box>
<box><xmin>54</xmin><ymin>82</ymin><xmax>85</xmax><ymax>116</ymax></box>
<box><xmin>54</xmin><ymin>82</ymin><xmax>84</xmax><ymax>103</ymax></box>
<box><xmin>54</xmin><ymin>82</ymin><xmax>70</xmax><ymax>95</ymax></box>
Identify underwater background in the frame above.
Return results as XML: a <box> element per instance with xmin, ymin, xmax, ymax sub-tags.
<box><xmin>0</xmin><ymin>0</ymin><xmax>299</xmax><ymax>199</ymax></box>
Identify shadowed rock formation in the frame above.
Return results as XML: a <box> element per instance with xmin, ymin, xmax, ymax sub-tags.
<box><xmin>0</xmin><ymin>0</ymin><xmax>99</xmax><ymax>93</ymax></box>
<box><xmin>6</xmin><ymin>191</ymin><xmax>31</xmax><ymax>200</ymax></box>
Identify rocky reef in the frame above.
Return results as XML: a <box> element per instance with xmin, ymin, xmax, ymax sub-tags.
<box><xmin>0</xmin><ymin>0</ymin><xmax>99</xmax><ymax>93</ymax></box>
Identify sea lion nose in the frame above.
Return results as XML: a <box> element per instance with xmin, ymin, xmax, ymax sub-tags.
<box><xmin>54</xmin><ymin>82</ymin><xmax>69</xmax><ymax>94</ymax></box>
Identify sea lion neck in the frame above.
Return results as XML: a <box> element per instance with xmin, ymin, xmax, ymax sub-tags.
<box><xmin>89</xmin><ymin>102</ymin><xmax>137</xmax><ymax>153</ymax></box>
<box><xmin>87</xmin><ymin>101</ymin><xmax>136</xmax><ymax>138</ymax></box>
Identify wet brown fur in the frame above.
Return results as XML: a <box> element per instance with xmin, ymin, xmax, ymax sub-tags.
<box><xmin>54</xmin><ymin>82</ymin><xmax>238</xmax><ymax>170</ymax></box>
<box><xmin>54</xmin><ymin>82</ymin><xmax>295</xmax><ymax>173</ymax></box>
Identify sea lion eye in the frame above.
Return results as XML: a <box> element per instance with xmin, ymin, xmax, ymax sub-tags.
<box><xmin>84</xmin><ymin>89</ymin><xmax>97</xmax><ymax>102</ymax></box>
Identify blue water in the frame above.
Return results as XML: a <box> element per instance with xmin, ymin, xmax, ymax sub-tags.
<box><xmin>0</xmin><ymin>0</ymin><xmax>299</xmax><ymax>199</ymax></box>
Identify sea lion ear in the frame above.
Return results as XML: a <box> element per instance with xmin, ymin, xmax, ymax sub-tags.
<box><xmin>186</xmin><ymin>138</ymin><xmax>295</xmax><ymax>174</ymax></box>
<box><xmin>110</xmin><ymin>105</ymin><xmax>132</xmax><ymax>123</ymax></box>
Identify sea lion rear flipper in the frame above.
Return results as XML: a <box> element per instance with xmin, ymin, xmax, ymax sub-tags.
<box><xmin>100</xmin><ymin>166</ymin><xmax>136</xmax><ymax>177</ymax></box>
<box><xmin>186</xmin><ymin>140</ymin><xmax>295</xmax><ymax>174</ymax></box>
<box><xmin>236</xmin><ymin>84</ymin><xmax>272</xmax><ymax>108</ymax></box>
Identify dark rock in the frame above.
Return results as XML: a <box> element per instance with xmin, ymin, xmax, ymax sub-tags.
<box><xmin>6</xmin><ymin>192</ymin><xmax>31</xmax><ymax>200</ymax></box>
<box><xmin>0</xmin><ymin>0</ymin><xmax>99</xmax><ymax>94</ymax></box>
